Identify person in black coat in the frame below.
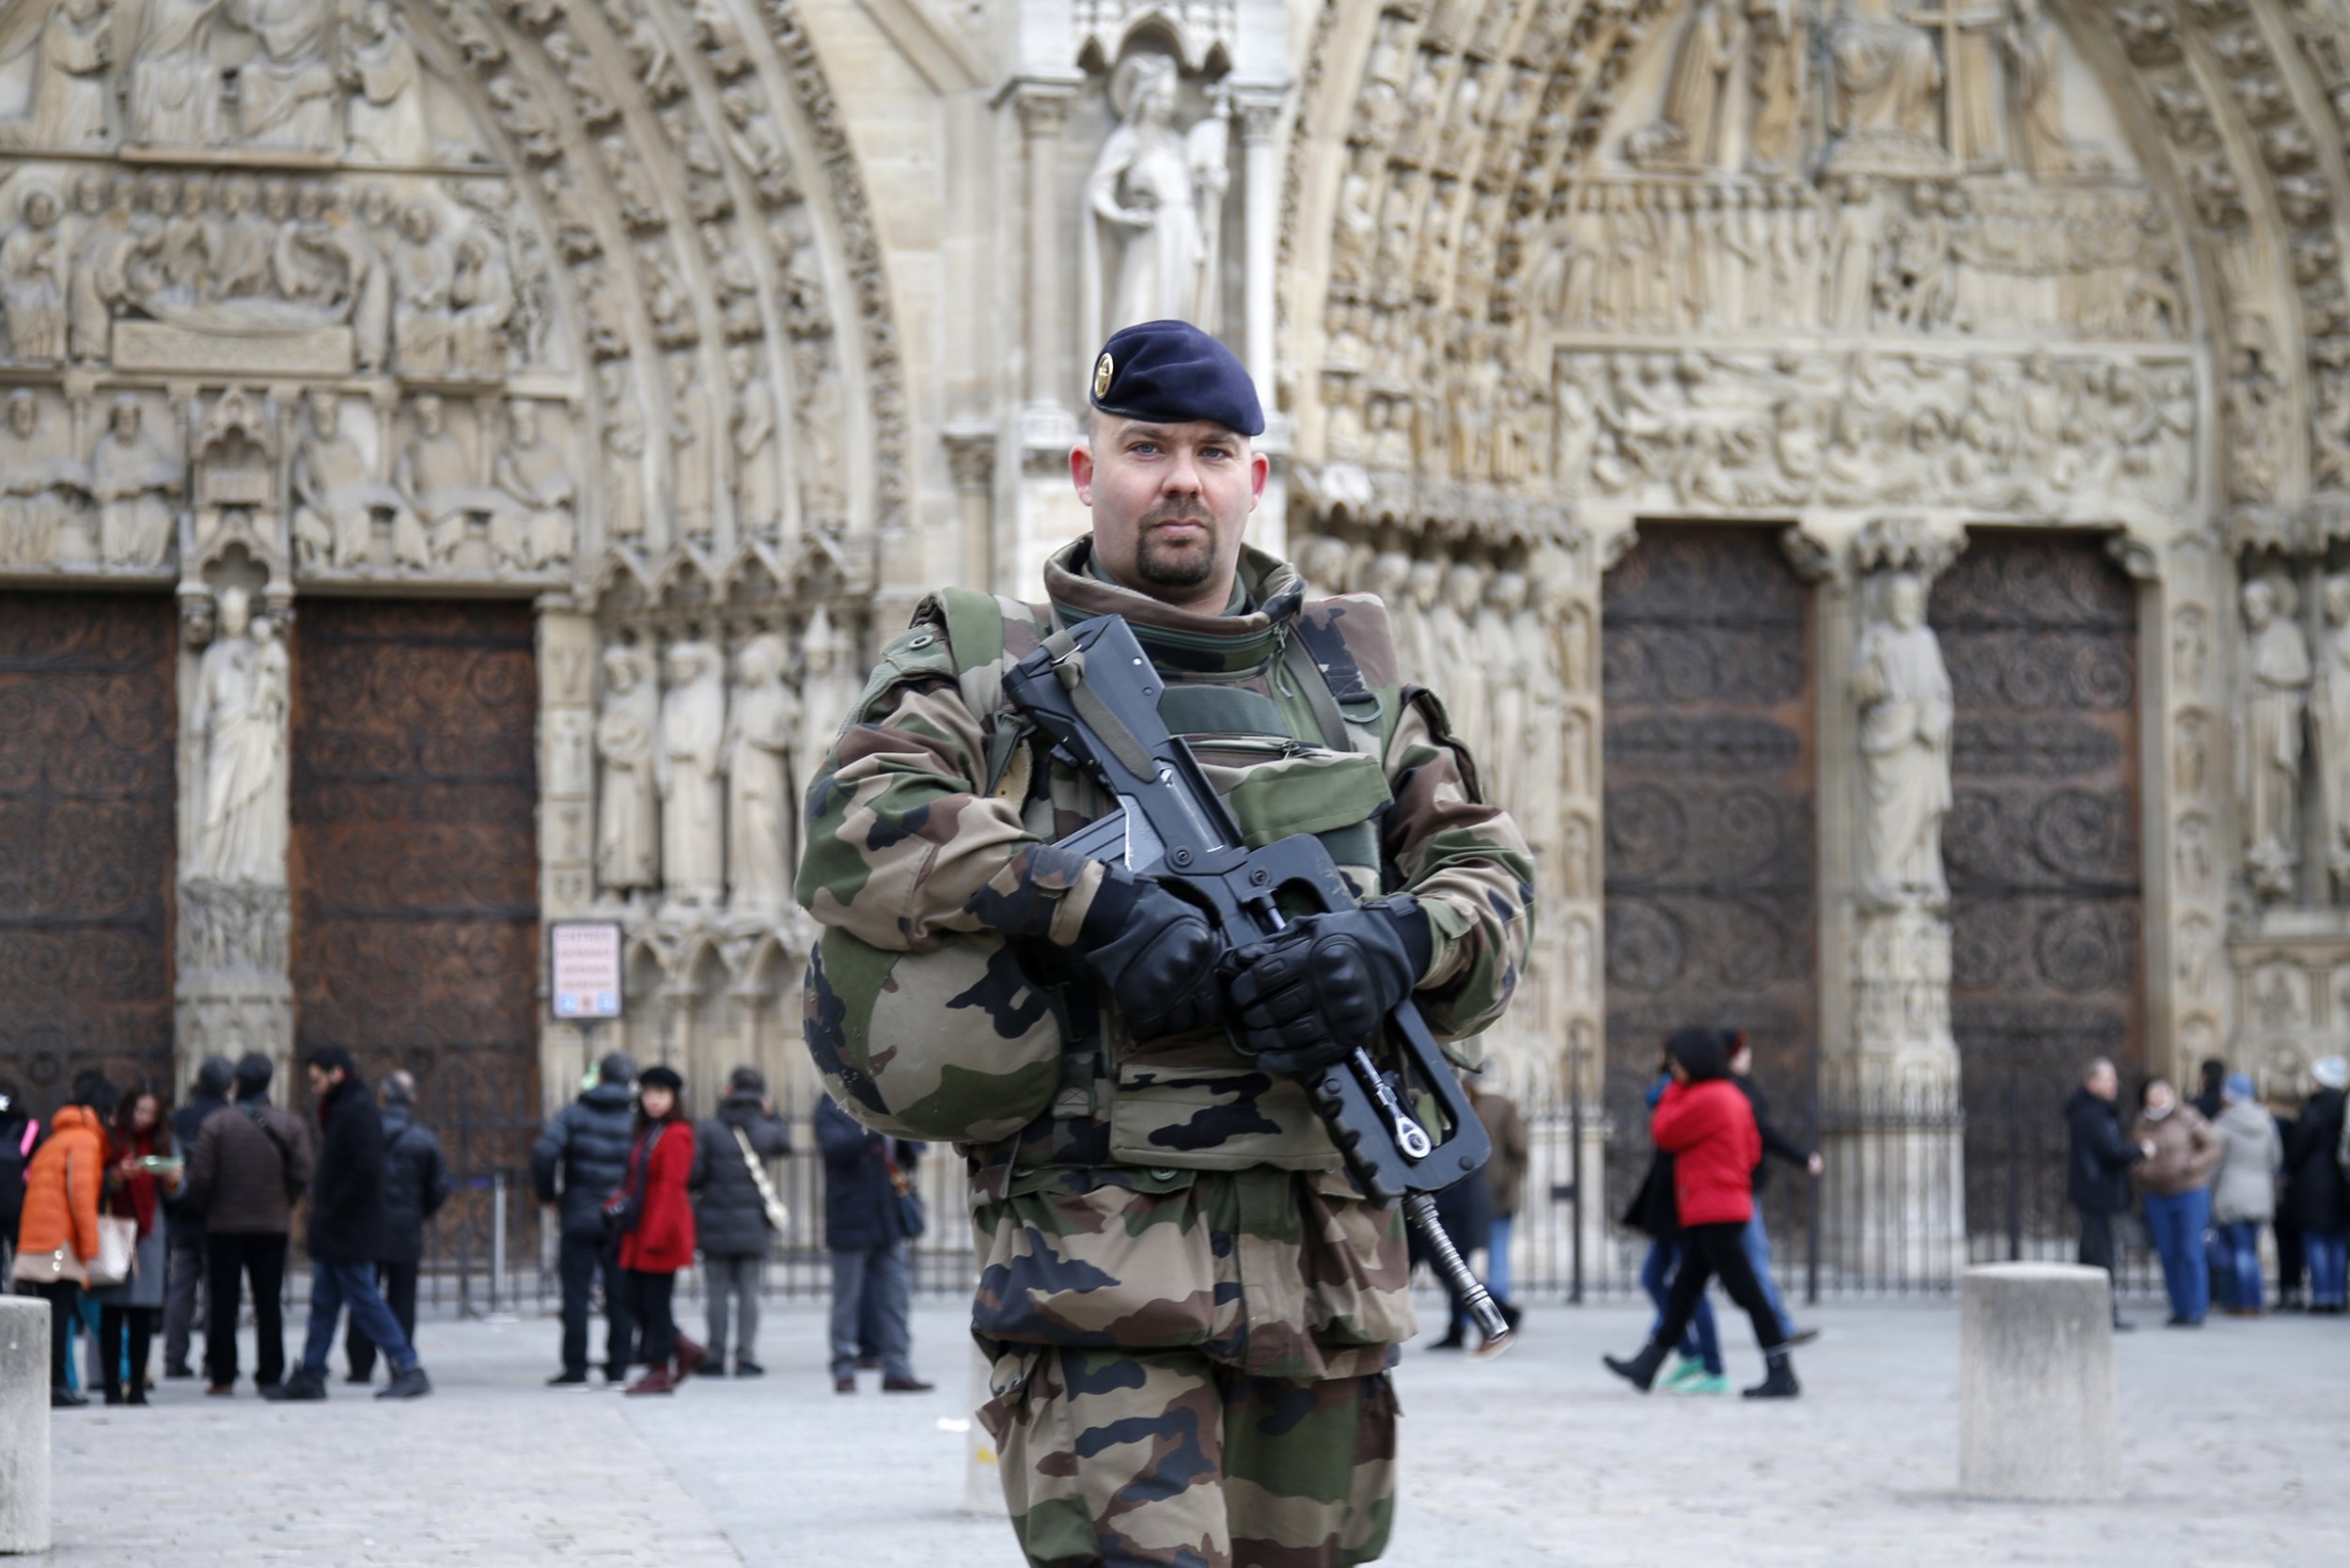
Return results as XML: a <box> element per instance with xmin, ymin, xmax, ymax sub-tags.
<box><xmin>0</xmin><ymin>1079</ymin><xmax>34</xmax><ymax>1301</ymax></box>
<box><xmin>688</xmin><ymin>1067</ymin><xmax>791</xmax><ymax>1377</ymax></box>
<box><xmin>815</xmin><ymin>1095</ymin><xmax>930</xmax><ymax>1394</ymax></box>
<box><xmin>160</xmin><ymin>1056</ymin><xmax>232</xmax><ymax>1378</ymax></box>
<box><xmin>2281</xmin><ymin>1061</ymin><xmax>2349</xmax><ymax>1312</ymax></box>
<box><xmin>1731</xmin><ymin>1037</ymin><xmax>1823</xmax><ymax>1347</ymax></box>
<box><xmin>265</xmin><ymin>1049</ymin><xmax>431</xmax><ymax>1402</ymax></box>
<box><xmin>533</xmin><ymin>1052</ymin><xmax>640</xmax><ymax>1385</ymax></box>
<box><xmin>347</xmin><ymin>1071</ymin><xmax>450</xmax><ymax>1384</ymax></box>
<box><xmin>2064</xmin><ymin>1057</ymin><xmax>2150</xmax><ymax>1328</ymax></box>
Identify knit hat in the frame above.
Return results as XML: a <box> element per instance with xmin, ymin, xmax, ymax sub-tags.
<box><xmin>2224</xmin><ymin>1073</ymin><xmax>2255</xmax><ymax>1103</ymax></box>
<box><xmin>637</xmin><ymin>1064</ymin><xmax>683</xmax><ymax>1092</ymax></box>
<box><xmin>2313</xmin><ymin>1057</ymin><xmax>2349</xmax><ymax>1091</ymax></box>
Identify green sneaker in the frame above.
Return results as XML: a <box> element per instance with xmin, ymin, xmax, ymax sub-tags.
<box><xmin>1656</xmin><ymin>1356</ymin><xmax>1708</xmax><ymax>1392</ymax></box>
<box><xmin>1667</xmin><ymin>1372</ymin><xmax>1730</xmax><ymax>1396</ymax></box>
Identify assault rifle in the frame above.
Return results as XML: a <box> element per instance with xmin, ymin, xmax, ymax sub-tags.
<box><xmin>1003</xmin><ymin>613</ymin><xmax>1513</xmax><ymax>1356</ymax></box>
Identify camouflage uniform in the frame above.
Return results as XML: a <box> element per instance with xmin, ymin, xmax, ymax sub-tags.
<box><xmin>797</xmin><ymin>540</ymin><xmax>1534</xmax><ymax>1567</ymax></box>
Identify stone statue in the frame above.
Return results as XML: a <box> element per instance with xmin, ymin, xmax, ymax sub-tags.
<box><xmin>492</xmin><ymin>400</ymin><xmax>573</xmax><ymax>571</ymax></box>
<box><xmin>228</xmin><ymin>0</ymin><xmax>337</xmax><ymax>152</ymax></box>
<box><xmin>2242</xmin><ymin>577</ymin><xmax>2311</xmax><ymax>901</ymax></box>
<box><xmin>1430</xmin><ymin>562</ymin><xmax>1490</xmax><ymax>762</ymax></box>
<box><xmin>1854</xmin><ymin>573</ymin><xmax>1953</xmax><ymax>911</ymax></box>
<box><xmin>0</xmin><ymin>389</ymin><xmax>86</xmax><ymax>563</ymax></box>
<box><xmin>190</xmin><ymin>587</ymin><xmax>289</xmax><ymax>886</ymax></box>
<box><xmin>1082</xmin><ymin>51</ymin><xmax>1229</xmax><ymax>347</ymax></box>
<box><xmin>343</xmin><ymin>1</ymin><xmax>429</xmax><ymax>165</ymax></box>
<box><xmin>2319</xmin><ymin>576</ymin><xmax>2350</xmax><ymax>895</ymax></box>
<box><xmin>669</xmin><ymin>354</ymin><xmax>715</xmax><ymax>543</ymax></box>
<box><xmin>1629</xmin><ymin>0</ymin><xmax>1740</xmax><ymax>168</ymax></box>
<box><xmin>1829</xmin><ymin>0</ymin><xmax>1942</xmax><ymax>146</ymax></box>
<box><xmin>724</xmin><ymin>633</ymin><xmax>798</xmax><ymax>913</ymax></box>
<box><xmin>392</xmin><ymin>198</ymin><xmax>455</xmax><ymax>376</ymax></box>
<box><xmin>599</xmin><ymin>360</ymin><xmax>646</xmax><ymax>542</ymax></box>
<box><xmin>1747</xmin><ymin>0</ymin><xmax>1808</xmax><ymax>169</ymax></box>
<box><xmin>1400</xmin><ymin>557</ymin><xmax>1444</xmax><ymax>679</ymax></box>
<box><xmin>658</xmin><ymin>637</ymin><xmax>727</xmax><ymax>907</ymax></box>
<box><xmin>791</xmin><ymin>344</ymin><xmax>845</xmax><ymax>530</ymax></box>
<box><xmin>291</xmin><ymin>390</ymin><xmax>401</xmax><ymax>570</ymax></box>
<box><xmin>127</xmin><ymin>0</ymin><xmax>223</xmax><ymax>146</ymax></box>
<box><xmin>396</xmin><ymin>394</ymin><xmax>479</xmax><ymax>564</ymax></box>
<box><xmin>320</xmin><ymin>185</ymin><xmax>392</xmax><ymax>371</ymax></box>
<box><xmin>1479</xmin><ymin>571</ymin><xmax>1531</xmax><ymax>813</ymax></box>
<box><xmin>68</xmin><ymin>175</ymin><xmax>135</xmax><ymax>362</ymax></box>
<box><xmin>206</xmin><ymin>176</ymin><xmax>272</xmax><ymax>300</ymax></box>
<box><xmin>449</xmin><ymin>229</ymin><xmax>515</xmax><ymax>377</ymax></box>
<box><xmin>2004</xmin><ymin>0</ymin><xmax>2076</xmax><ymax>177</ymax></box>
<box><xmin>728</xmin><ymin>346</ymin><xmax>781</xmax><ymax>539</ymax></box>
<box><xmin>791</xmin><ymin>607</ymin><xmax>854</xmax><ymax>832</ymax></box>
<box><xmin>11</xmin><ymin>0</ymin><xmax>115</xmax><ymax>149</ymax></box>
<box><xmin>0</xmin><ymin>185</ymin><xmax>70</xmax><ymax>363</ymax></box>
<box><xmin>91</xmin><ymin>396</ymin><xmax>180</xmax><ymax>569</ymax></box>
<box><xmin>595</xmin><ymin>645</ymin><xmax>661</xmax><ymax>898</ymax></box>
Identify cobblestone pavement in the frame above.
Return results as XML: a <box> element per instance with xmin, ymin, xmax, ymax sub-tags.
<box><xmin>47</xmin><ymin>1297</ymin><xmax>2347</xmax><ymax>1566</ymax></box>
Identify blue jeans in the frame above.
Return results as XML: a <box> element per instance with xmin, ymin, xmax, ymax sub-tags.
<box><xmin>2142</xmin><ymin>1188</ymin><xmax>2212</xmax><ymax>1323</ymax></box>
<box><xmin>1740</xmin><ymin>1210</ymin><xmax>1797</xmax><ymax>1340</ymax></box>
<box><xmin>1486</xmin><ymin>1215</ymin><xmax>1514</xmax><ymax>1303</ymax></box>
<box><xmin>301</xmin><ymin>1260</ymin><xmax>416</xmax><ymax>1378</ymax></box>
<box><xmin>829</xmin><ymin>1241</ymin><xmax>913</xmax><ymax>1381</ymax></box>
<box><xmin>2214</xmin><ymin>1220</ymin><xmax>2264</xmax><ymax>1311</ymax></box>
<box><xmin>1640</xmin><ymin>1238</ymin><xmax>1720</xmax><ymax>1375</ymax></box>
<box><xmin>2308</xmin><ymin>1230</ymin><xmax>2349</xmax><ymax>1307</ymax></box>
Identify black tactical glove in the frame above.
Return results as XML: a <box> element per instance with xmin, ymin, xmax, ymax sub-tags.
<box><xmin>1077</xmin><ymin>870</ymin><xmax>1228</xmax><ymax>1042</ymax></box>
<box><xmin>1220</xmin><ymin>898</ymin><xmax>1434</xmax><ymax>1075</ymax></box>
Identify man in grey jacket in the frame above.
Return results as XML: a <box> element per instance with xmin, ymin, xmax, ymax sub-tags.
<box><xmin>532</xmin><ymin>1052</ymin><xmax>638</xmax><ymax>1386</ymax></box>
<box><xmin>688</xmin><ymin>1067</ymin><xmax>791</xmax><ymax>1376</ymax></box>
<box><xmin>185</xmin><ymin>1053</ymin><xmax>315</xmax><ymax>1395</ymax></box>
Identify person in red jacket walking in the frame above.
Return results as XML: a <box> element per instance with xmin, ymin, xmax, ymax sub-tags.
<box><xmin>609</xmin><ymin>1065</ymin><xmax>705</xmax><ymax>1396</ymax></box>
<box><xmin>1605</xmin><ymin>1027</ymin><xmax>1800</xmax><ymax>1400</ymax></box>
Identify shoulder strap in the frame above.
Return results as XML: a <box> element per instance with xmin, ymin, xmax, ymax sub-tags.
<box><xmin>932</xmin><ymin>587</ymin><xmax>1055</xmax><ymax>797</ymax></box>
<box><xmin>247</xmin><ymin>1105</ymin><xmax>296</xmax><ymax>1175</ymax></box>
<box><xmin>1279</xmin><ymin>632</ymin><xmax>1349</xmax><ymax>752</ymax></box>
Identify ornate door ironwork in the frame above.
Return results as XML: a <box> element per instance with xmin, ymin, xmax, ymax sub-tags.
<box><xmin>0</xmin><ymin>594</ymin><xmax>177</xmax><ymax>1110</ymax></box>
<box><xmin>291</xmin><ymin>601</ymin><xmax>539</xmax><ymax>1244</ymax></box>
<box><xmin>1602</xmin><ymin>525</ymin><xmax>1818</xmax><ymax>1187</ymax></box>
<box><xmin>1933</xmin><ymin>534</ymin><xmax>2142</xmax><ymax>1224</ymax></box>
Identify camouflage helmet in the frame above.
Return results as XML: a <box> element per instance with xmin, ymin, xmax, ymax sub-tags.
<box><xmin>803</xmin><ymin>924</ymin><xmax>1062</xmax><ymax>1142</ymax></box>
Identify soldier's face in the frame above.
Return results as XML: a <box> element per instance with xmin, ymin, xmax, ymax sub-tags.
<box><xmin>1074</xmin><ymin>415</ymin><xmax>1267</xmax><ymax>611</ymax></box>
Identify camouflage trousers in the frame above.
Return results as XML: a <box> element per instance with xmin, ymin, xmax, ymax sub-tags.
<box><xmin>978</xmin><ymin>1342</ymin><xmax>1398</xmax><ymax>1568</ymax></box>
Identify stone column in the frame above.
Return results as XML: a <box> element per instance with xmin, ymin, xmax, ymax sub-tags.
<box><xmin>1015</xmin><ymin>85</ymin><xmax>1075</xmax><ymax>416</ymax></box>
<box><xmin>1236</xmin><ymin>93</ymin><xmax>1283</xmax><ymax>402</ymax></box>
<box><xmin>943</xmin><ymin>424</ymin><xmax>996</xmax><ymax>592</ymax></box>
<box><xmin>537</xmin><ymin>596</ymin><xmax>598</xmax><ymax>1112</ymax></box>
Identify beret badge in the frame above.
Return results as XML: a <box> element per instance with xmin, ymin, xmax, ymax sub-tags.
<box><xmin>1093</xmin><ymin>352</ymin><xmax>1115</xmax><ymax>399</ymax></box>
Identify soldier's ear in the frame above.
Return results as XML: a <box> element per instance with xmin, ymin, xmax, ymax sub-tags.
<box><xmin>1248</xmin><ymin>448</ymin><xmax>1268</xmax><ymax>509</ymax></box>
<box><xmin>1071</xmin><ymin>441</ymin><xmax>1095</xmax><ymax>505</ymax></box>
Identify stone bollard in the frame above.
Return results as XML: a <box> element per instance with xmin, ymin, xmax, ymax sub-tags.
<box><xmin>0</xmin><ymin>1294</ymin><xmax>52</xmax><ymax>1554</ymax></box>
<box><xmin>1959</xmin><ymin>1262</ymin><xmax>2119</xmax><ymax>1502</ymax></box>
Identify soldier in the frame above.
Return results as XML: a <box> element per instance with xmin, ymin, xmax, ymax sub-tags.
<box><xmin>795</xmin><ymin>320</ymin><xmax>1533</xmax><ymax>1566</ymax></box>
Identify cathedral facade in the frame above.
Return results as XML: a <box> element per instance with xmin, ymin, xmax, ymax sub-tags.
<box><xmin>2</xmin><ymin>0</ymin><xmax>2344</xmax><ymax>1260</ymax></box>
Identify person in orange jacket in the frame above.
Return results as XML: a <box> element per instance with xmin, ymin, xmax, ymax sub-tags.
<box><xmin>1604</xmin><ymin>1028</ymin><xmax>1800</xmax><ymax>1400</ymax></box>
<box><xmin>14</xmin><ymin>1074</ymin><xmax>117</xmax><ymax>1407</ymax></box>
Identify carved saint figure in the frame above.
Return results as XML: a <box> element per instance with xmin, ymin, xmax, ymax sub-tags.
<box><xmin>1430</xmin><ymin>562</ymin><xmax>1490</xmax><ymax>763</ymax></box>
<box><xmin>396</xmin><ymin>394</ymin><xmax>478</xmax><ymax>563</ymax></box>
<box><xmin>658</xmin><ymin>637</ymin><xmax>727</xmax><ymax>907</ymax></box>
<box><xmin>2241</xmin><ymin>577</ymin><xmax>2311</xmax><ymax>900</ymax></box>
<box><xmin>91</xmin><ymin>396</ymin><xmax>180</xmax><ymax>568</ymax></box>
<box><xmin>1082</xmin><ymin>51</ymin><xmax>1228</xmax><ymax>346</ymax></box>
<box><xmin>1854</xmin><ymin>573</ymin><xmax>1953</xmax><ymax>910</ymax></box>
<box><xmin>127</xmin><ymin>0</ymin><xmax>223</xmax><ymax>146</ymax></box>
<box><xmin>191</xmin><ymin>586</ymin><xmax>289</xmax><ymax>886</ymax></box>
<box><xmin>0</xmin><ymin>390</ymin><xmax>86</xmax><ymax>562</ymax></box>
<box><xmin>596</xmin><ymin>645</ymin><xmax>660</xmax><ymax>896</ymax></box>
<box><xmin>229</xmin><ymin>0</ymin><xmax>337</xmax><ymax>151</ymax></box>
<box><xmin>728</xmin><ymin>345</ymin><xmax>780</xmax><ymax>538</ymax></box>
<box><xmin>792</xmin><ymin>343</ymin><xmax>845</xmax><ymax>529</ymax></box>
<box><xmin>1747</xmin><ymin>0</ymin><xmax>1809</xmax><ymax>169</ymax></box>
<box><xmin>449</xmin><ymin>230</ymin><xmax>514</xmax><ymax>376</ymax></box>
<box><xmin>0</xmin><ymin>185</ymin><xmax>70</xmax><ymax>363</ymax></box>
<box><xmin>343</xmin><ymin>1</ymin><xmax>429</xmax><ymax>164</ymax></box>
<box><xmin>723</xmin><ymin>634</ymin><xmax>797</xmax><ymax>913</ymax></box>
<box><xmin>291</xmin><ymin>390</ymin><xmax>405</xmax><ymax>570</ymax></box>
<box><xmin>11</xmin><ymin>0</ymin><xmax>116</xmax><ymax>149</ymax></box>
<box><xmin>669</xmin><ymin>354</ymin><xmax>714</xmax><ymax>542</ymax></box>
<box><xmin>1829</xmin><ymin>0</ymin><xmax>1942</xmax><ymax>145</ymax></box>
<box><xmin>599</xmin><ymin>360</ymin><xmax>646</xmax><ymax>541</ymax></box>
<box><xmin>1630</xmin><ymin>0</ymin><xmax>1739</xmax><ymax>168</ymax></box>
<box><xmin>492</xmin><ymin>400</ymin><xmax>572</xmax><ymax>570</ymax></box>
<box><xmin>791</xmin><ymin>607</ymin><xmax>853</xmax><ymax>836</ymax></box>
<box><xmin>2004</xmin><ymin>0</ymin><xmax>2076</xmax><ymax>177</ymax></box>
<box><xmin>2318</xmin><ymin>576</ymin><xmax>2350</xmax><ymax>896</ymax></box>
<box><xmin>392</xmin><ymin>199</ymin><xmax>455</xmax><ymax>376</ymax></box>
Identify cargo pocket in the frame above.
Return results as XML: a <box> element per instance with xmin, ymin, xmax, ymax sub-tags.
<box><xmin>971</xmin><ymin>1181</ymin><xmax>1219</xmax><ymax>1349</ymax></box>
<box><xmin>1300</xmin><ymin>1169</ymin><xmax>1417</xmax><ymax>1349</ymax></box>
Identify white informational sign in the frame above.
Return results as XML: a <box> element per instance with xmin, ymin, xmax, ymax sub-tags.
<box><xmin>549</xmin><ymin>921</ymin><xmax>624</xmax><ymax>1020</ymax></box>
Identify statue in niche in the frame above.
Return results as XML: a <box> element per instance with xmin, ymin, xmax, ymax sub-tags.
<box><xmin>67</xmin><ymin>174</ymin><xmax>134</xmax><ymax>362</ymax></box>
<box><xmin>207</xmin><ymin>177</ymin><xmax>272</xmax><ymax>300</ymax></box>
<box><xmin>2241</xmin><ymin>577</ymin><xmax>2311</xmax><ymax>901</ymax></box>
<box><xmin>392</xmin><ymin>199</ymin><xmax>455</xmax><ymax>376</ymax></box>
<box><xmin>793</xmin><ymin>343</ymin><xmax>846</xmax><ymax>530</ymax></box>
<box><xmin>1829</xmin><ymin>0</ymin><xmax>1942</xmax><ymax>149</ymax></box>
<box><xmin>127</xmin><ymin>0</ymin><xmax>223</xmax><ymax>146</ymax></box>
<box><xmin>1627</xmin><ymin>0</ymin><xmax>1740</xmax><ymax>168</ymax></box>
<box><xmin>1082</xmin><ymin>51</ymin><xmax>1229</xmax><ymax>348</ymax></box>
<box><xmin>599</xmin><ymin>361</ymin><xmax>646</xmax><ymax>542</ymax></box>
<box><xmin>1</xmin><ymin>185</ymin><xmax>70</xmax><ymax>363</ymax></box>
<box><xmin>657</xmin><ymin>637</ymin><xmax>727</xmax><ymax>908</ymax></box>
<box><xmin>2319</xmin><ymin>576</ymin><xmax>2350</xmax><ymax>894</ymax></box>
<box><xmin>2004</xmin><ymin>0</ymin><xmax>2080</xmax><ymax>177</ymax></box>
<box><xmin>1430</xmin><ymin>563</ymin><xmax>1489</xmax><ymax>763</ymax></box>
<box><xmin>595</xmin><ymin>645</ymin><xmax>661</xmax><ymax>898</ymax></box>
<box><xmin>792</xmin><ymin>609</ymin><xmax>855</xmax><ymax>824</ymax></box>
<box><xmin>229</xmin><ymin>0</ymin><xmax>337</xmax><ymax>152</ymax></box>
<box><xmin>492</xmin><ymin>400</ymin><xmax>572</xmax><ymax>571</ymax></box>
<box><xmin>669</xmin><ymin>354</ymin><xmax>714</xmax><ymax>544</ymax></box>
<box><xmin>0</xmin><ymin>390</ymin><xmax>86</xmax><ymax>563</ymax></box>
<box><xmin>1477</xmin><ymin>571</ymin><xmax>1531</xmax><ymax>816</ymax></box>
<box><xmin>91</xmin><ymin>397</ymin><xmax>180</xmax><ymax>569</ymax></box>
<box><xmin>343</xmin><ymin>1</ymin><xmax>429</xmax><ymax>165</ymax></box>
<box><xmin>190</xmin><ymin>586</ymin><xmax>289</xmax><ymax>887</ymax></box>
<box><xmin>1747</xmin><ymin>0</ymin><xmax>1809</xmax><ymax>169</ymax></box>
<box><xmin>396</xmin><ymin>394</ymin><xmax>478</xmax><ymax>564</ymax></box>
<box><xmin>1854</xmin><ymin>572</ymin><xmax>1953</xmax><ymax>911</ymax></box>
<box><xmin>1</xmin><ymin>0</ymin><xmax>116</xmax><ymax>149</ymax></box>
<box><xmin>450</xmin><ymin>230</ymin><xmax>515</xmax><ymax>377</ymax></box>
<box><xmin>728</xmin><ymin>346</ymin><xmax>781</xmax><ymax>541</ymax></box>
<box><xmin>724</xmin><ymin>633</ymin><xmax>797</xmax><ymax>914</ymax></box>
<box><xmin>291</xmin><ymin>390</ymin><xmax>407</xmax><ymax>570</ymax></box>
<box><xmin>316</xmin><ymin>188</ymin><xmax>391</xmax><ymax>371</ymax></box>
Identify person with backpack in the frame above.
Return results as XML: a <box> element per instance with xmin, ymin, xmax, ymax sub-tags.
<box><xmin>161</xmin><ymin>1056</ymin><xmax>233</xmax><ymax>1378</ymax></box>
<box><xmin>185</xmin><ymin>1052</ymin><xmax>314</xmax><ymax>1395</ymax></box>
<box><xmin>532</xmin><ymin>1052</ymin><xmax>639</xmax><ymax>1386</ymax></box>
<box><xmin>346</xmin><ymin>1070</ymin><xmax>449</xmax><ymax>1386</ymax></box>
<box><xmin>12</xmin><ymin>1073</ymin><xmax>113</xmax><ymax>1406</ymax></box>
<box><xmin>687</xmin><ymin>1066</ymin><xmax>791</xmax><ymax>1377</ymax></box>
<box><xmin>2283</xmin><ymin>1057</ymin><xmax>2349</xmax><ymax>1313</ymax></box>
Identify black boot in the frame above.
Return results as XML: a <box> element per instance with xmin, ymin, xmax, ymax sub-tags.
<box><xmin>1603</xmin><ymin>1340</ymin><xmax>1670</xmax><ymax>1392</ymax></box>
<box><xmin>1743</xmin><ymin>1349</ymin><xmax>1800</xmax><ymax>1400</ymax></box>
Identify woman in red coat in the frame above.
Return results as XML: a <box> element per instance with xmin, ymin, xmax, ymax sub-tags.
<box><xmin>609</xmin><ymin>1065</ymin><xmax>704</xmax><ymax>1395</ymax></box>
<box><xmin>1604</xmin><ymin>1027</ymin><xmax>1800</xmax><ymax>1399</ymax></box>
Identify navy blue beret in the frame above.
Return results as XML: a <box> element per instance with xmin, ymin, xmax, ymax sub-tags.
<box><xmin>1089</xmin><ymin>320</ymin><xmax>1264</xmax><ymax>438</ymax></box>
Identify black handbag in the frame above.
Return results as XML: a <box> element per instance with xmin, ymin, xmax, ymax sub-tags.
<box><xmin>601</xmin><ymin>1126</ymin><xmax>664</xmax><ymax>1239</ymax></box>
<box><xmin>884</xmin><ymin>1147</ymin><xmax>925</xmax><ymax>1241</ymax></box>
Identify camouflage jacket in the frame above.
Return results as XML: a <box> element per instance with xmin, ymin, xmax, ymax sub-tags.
<box><xmin>797</xmin><ymin>538</ymin><xmax>1535</xmax><ymax>1376</ymax></box>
